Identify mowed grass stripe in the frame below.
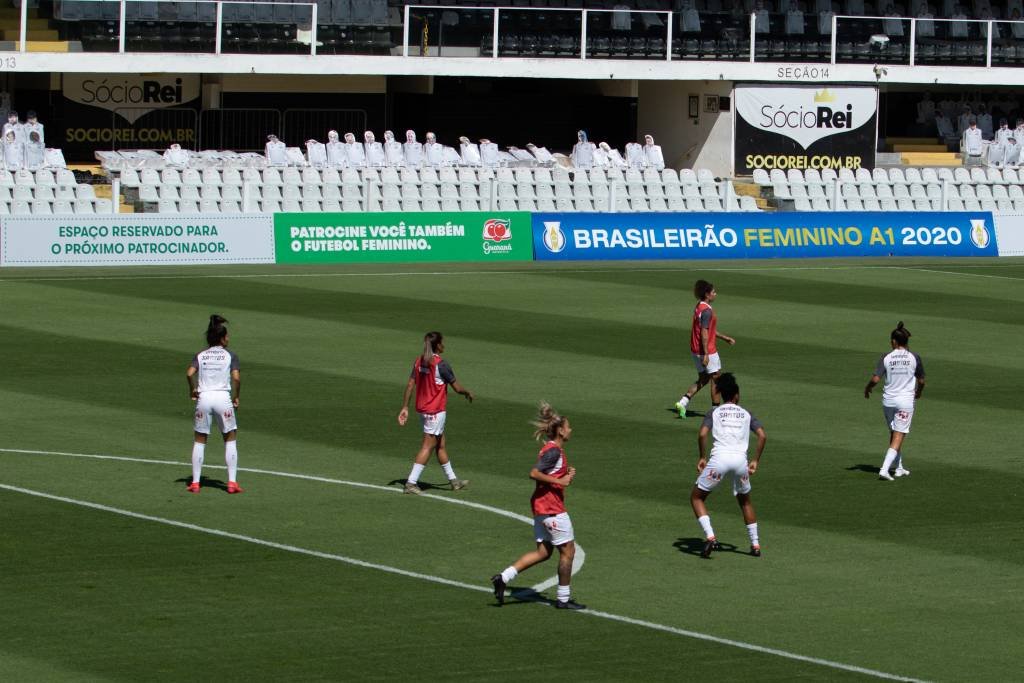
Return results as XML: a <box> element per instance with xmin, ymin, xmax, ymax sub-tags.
<box><xmin>0</xmin><ymin>476</ymin><xmax>923</xmax><ymax>682</ymax></box>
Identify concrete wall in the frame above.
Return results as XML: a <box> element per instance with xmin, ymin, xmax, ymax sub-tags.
<box><xmin>637</xmin><ymin>80</ymin><xmax>733</xmax><ymax>176</ymax></box>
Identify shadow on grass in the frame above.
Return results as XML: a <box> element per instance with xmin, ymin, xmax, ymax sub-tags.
<box><xmin>386</xmin><ymin>478</ymin><xmax>452</xmax><ymax>492</ymax></box>
<box><xmin>491</xmin><ymin>586</ymin><xmax>557</xmax><ymax>608</ymax></box>
<box><xmin>846</xmin><ymin>464</ymin><xmax>882</xmax><ymax>475</ymax></box>
<box><xmin>174</xmin><ymin>475</ymin><xmax>228</xmax><ymax>492</ymax></box>
<box><xmin>664</xmin><ymin>406</ymin><xmax>707</xmax><ymax>419</ymax></box>
<box><xmin>673</xmin><ymin>537</ymin><xmax>741</xmax><ymax>558</ymax></box>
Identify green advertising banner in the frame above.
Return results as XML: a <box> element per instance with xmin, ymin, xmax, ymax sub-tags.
<box><xmin>274</xmin><ymin>212</ymin><xmax>532</xmax><ymax>263</ymax></box>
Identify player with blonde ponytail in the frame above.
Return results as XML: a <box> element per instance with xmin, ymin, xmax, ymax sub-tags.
<box><xmin>490</xmin><ymin>403</ymin><xmax>585</xmax><ymax>610</ymax></box>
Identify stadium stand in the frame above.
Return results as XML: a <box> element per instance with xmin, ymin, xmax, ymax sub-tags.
<box><xmin>10</xmin><ymin>0</ymin><xmax>1024</xmax><ymax>66</ymax></box>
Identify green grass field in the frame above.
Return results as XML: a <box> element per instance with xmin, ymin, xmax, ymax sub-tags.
<box><xmin>1</xmin><ymin>258</ymin><xmax>1022</xmax><ymax>682</ymax></box>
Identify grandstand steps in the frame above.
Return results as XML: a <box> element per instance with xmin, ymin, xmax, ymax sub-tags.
<box><xmin>900</xmin><ymin>152</ymin><xmax>962</xmax><ymax>167</ymax></box>
<box><xmin>3</xmin><ymin>28</ymin><xmax>61</xmax><ymax>40</ymax></box>
<box><xmin>732</xmin><ymin>180</ymin><xmax>772</xmax><ymax>210</ymax></box>
<box><xmin>8</xmin><ymin>40</ymin><xmax>72</xmax><ymax>52</ymax></box>
<box><xmin>891</xmin><ymin>144</ymin><xmax>950</xmax><ymax>153</ymax></box>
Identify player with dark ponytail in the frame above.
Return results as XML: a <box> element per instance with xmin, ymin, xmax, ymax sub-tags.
<box><xmin>864</xmin><ymin>322</ymin><xmax>926</xmax><ymax>481</ymax></box>
<box><xmin>186</xmin><ymin>315</ymin><xmax>243</xmax><ymax>494</ymax></box>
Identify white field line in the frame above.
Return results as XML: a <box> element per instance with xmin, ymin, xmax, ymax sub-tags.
<box><xmin>0</xmin><ymin>262</ymin><xmax>1021</xmax><ymax>283</ymax></box>
<box><xmin>894</xmin><ymin>266</ymin><xmax>1024</xmax><ymax>281</ymax></box>
<box><xmin>0</xmin><ymin>448</ymin><xmax>925</xmax><ymax>682</ymax></box>
<box><xmin>0</xmin><ymin>447</ymin><xmax>582</xmax><ymax>594</ymax></box>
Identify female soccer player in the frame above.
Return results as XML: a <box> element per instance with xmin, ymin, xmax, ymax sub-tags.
<box><xmin>186</xmin><ymin>315</ymin><xmax>242</xmax><ymax>494</ymax></box>
<box><xmin>490</xmin><ymin>403</ymin><xmax>584</xmax><ymax>610</ymax></box>
<box><xmin>690</xmin><ymin>373</ymin><xmax>766</xmax><ymax>558</ymax></box>
<box><xmin>676</xmin><ymin>279</ymin><xmax>736</xmax><ymax>418</ymax></box>
<box><xmin>864</xmin><ymin>321</ymin><xmax>925</xmax><ymax>481</ymax></box>
<box><xmin>397</xmin><ymin>331</ymin><xmax>474</xmax><ymax>494</ymax></box>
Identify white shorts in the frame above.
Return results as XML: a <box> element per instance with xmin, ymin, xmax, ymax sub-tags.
<box><xmin>194</xmin><ymin>391</ymin><xmax>237</xmax><ymax>435</ymax></box>
<box><xmin>533</xmin><ymin>512</ymin><xmax>574</xmax><ymax>546</ymax></box>
<box><xmin>692</xmin><ymin>352</ymin><xmax>722</xmax><ymax>375</ymax></box>
<box><xmin>883</xmin><ymin>406</ymin><xmax>914</xmax><ymax>434</ymax></box>
<box><xmin>696</xmin><ymin>451</ymin><xmax>751</xmax><ymax>496</ymax></box>
<box><xmin>420</xmin><ymin>411</ymin><xmax>446</xmax><ymax>436</ymax></box>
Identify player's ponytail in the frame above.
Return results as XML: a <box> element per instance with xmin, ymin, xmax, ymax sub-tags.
<box><xmin>208</xmin><ymin>314</ymin><xmax>228</xmax><ymax>330</ymax></box>
<box><xmin>207</xmin><ymin>324</ymin><xmax>228</xmax><ymax>347</ymax></box>
<box><xmin>891</xmin><ymin>321</ymin><xmax>911</xmax><ymax>347</ymax></box>
<box><xmin>532</xmin><ymin>402</ymin><xmax>566</xmax><ymax>441</ymax></box>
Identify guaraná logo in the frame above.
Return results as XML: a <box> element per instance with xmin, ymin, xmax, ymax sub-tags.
<box><xmin>969</xmin><ymin>219</ymin><xmax>990</xmax><ymax>249</ymax></box>
<box><xmin>482</xmin><ymin>218</ymin><xmax>512</xmax><ymax>242</ymax></box>
<box><xmin>542</xmin><ymin>221</ymin><xmax>566</xmax><ymax>253</ymax></box>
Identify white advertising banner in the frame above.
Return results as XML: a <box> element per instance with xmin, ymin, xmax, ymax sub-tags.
<box><xmin>1</xmin><ymin>214</ymin><xmax>276</xmax><ymax>267</ymax></box>
<box><xmin>734</xmin><ymin>85</ymin><xmax>878</xmax><ymax>174</ymax></box>
<box><xmin>994</xmin><ymin>213</ymin><xmax>1024</xmax><ymax>256</ymax></box>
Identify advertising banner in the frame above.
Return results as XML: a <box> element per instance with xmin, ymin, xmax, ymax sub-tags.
<box><xmin>734</xmin><ymin>85</ymin><xmax>877</xmax><ymax>174</ymax></box>
<box><xmin>275</xmin><ymin>211</ymin><xmax>533</xmax><ymax>263</ymax></box>
<box><xmin>532</xmin><ymin>212</ymin><xmax>999</xmax><ymax>260</ymax></box>
<box><xmin>1</xmin><ymin>214</ymin><xmax>275</xmax><ymax>267</ymax></box>
<box><xmin>60</xmin><ymin>74</ymin><xmax>201</xmax><ymax>160</ymax></box>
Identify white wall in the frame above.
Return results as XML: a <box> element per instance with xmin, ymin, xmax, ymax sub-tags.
<box><xmin>637</xmin><ymin>80</ymin><xmax>733</xmax><ymax>176</ymax></box>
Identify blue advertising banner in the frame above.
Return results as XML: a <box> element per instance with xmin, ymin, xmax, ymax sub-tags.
<box><xmin>532</xmin><ymin>212</ymin><xmax>998</xmax><ymax>260</ymax></box>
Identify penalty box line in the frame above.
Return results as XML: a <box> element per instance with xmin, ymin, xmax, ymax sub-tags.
<box><xmin>0</xmin><ymin>451</ymin><xmax>925</xmax><ymax>682</ymax></box>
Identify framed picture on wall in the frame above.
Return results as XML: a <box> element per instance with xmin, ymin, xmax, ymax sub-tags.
<box><xmin>704</xmin><ymin>95</ymin><xmax>719</xmax><ymax>114</ymax></box>
<box><xmin>688</xmin><ymin>95</ymin><xmax>699</xmax><ymax>119</ymax></box>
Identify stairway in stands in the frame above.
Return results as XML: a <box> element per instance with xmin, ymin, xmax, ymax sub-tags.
<box><xmin>0</xmin><ymin>6</ymin><xmax>70</xmax><ymax>52</ymax></box>
<box><xmin>885</xmin><ymin>137</ymin><xmax>961</xmax><ymax>167</ymax></box>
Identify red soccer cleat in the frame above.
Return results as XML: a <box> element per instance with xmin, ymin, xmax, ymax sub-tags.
<box><xmin>227</xmin><ymin>481</ymin><xmax>244</xmax><ymax>494</ymax></box>
<box><xmin>187</xmin><ymin>482</ymin><xmax>201</xmax><ymax>493</ymax></box>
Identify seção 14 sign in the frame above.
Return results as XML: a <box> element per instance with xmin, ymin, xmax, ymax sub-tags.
<box><xmin>274</xmin><ymin>211</ymin><xmax>532</xmax><ymax>263</ymax></box>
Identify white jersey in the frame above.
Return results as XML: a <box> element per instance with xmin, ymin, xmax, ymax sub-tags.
<box><xmin>703</xmin><ymin>403</ymin><xmax>763</xmax><ymax>458</ymax></box>
<box><xmin>875</xmin><ymin>348</ymin><xmax>924</xmax><ymax>409</ymax></box>
<box><xmin>191</xmin><ymin>345</ymin><xmax>239</xmax><ymax>394</ymax></box>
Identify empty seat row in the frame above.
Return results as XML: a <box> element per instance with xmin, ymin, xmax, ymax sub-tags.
<box><xmin>121</xmin><ymin>166</ymin><xmax>719</xmax><ymax>187</ymax></box>
<box><xmin>0</xmin><ymin>168</ymin><xmax>79</xmax><ymax>187</ymax></box>
<box><xmin>791</xmin><ymin>197</ymin><xmax>1022</xmax><ymax>212</ymax></box>
<box><xmin>776</xmin><ymin>181</ymin><xmax>1024</xmax><ymax>201</ymax></box>
<box><xmin>755</xmin><ymin>166</ymin><xmax>1023</xmax><ymax>187</ymax></box>
<box><xmin>152</xmin><ymin>195</ymin><xmax>762</xmax><ymax>215</ymax></box>
<box><xmin>0</xmin><ymin>198</ymin><xmax>113</xmax><ymax>215</ymax></box>
<box><xmin>0</xmin><ymin>184</ymin><xmax>96</xmax><ymax>201</ymax></box>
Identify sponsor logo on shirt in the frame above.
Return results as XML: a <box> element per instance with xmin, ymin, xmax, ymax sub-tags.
<box><xmin>542</xmin><ymin>221</ymin><xmax>567</xmax><ymax>253</ymax></box>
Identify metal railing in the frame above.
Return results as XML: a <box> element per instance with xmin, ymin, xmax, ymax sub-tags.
<box><xmin>13</xmin><ymin>1</ymin><xmax>1024</xmax><ymax>68</ymax></box>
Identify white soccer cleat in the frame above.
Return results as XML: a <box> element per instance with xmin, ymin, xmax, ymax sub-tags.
<box><xmin>894</xmin><ymin>467</ymin><xmax>911</xmax><ymax>478</ymax></box>
<box><xmin>878</xmin><ymin>470</ymin><xmax>894</xmax><ymax>481</ymax></box>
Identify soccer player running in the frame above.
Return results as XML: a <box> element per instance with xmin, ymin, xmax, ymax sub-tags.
<box><xmin>186</xmin><ymin>315</ymin><xmax>243</xmax><ymax>494</ymax></box>
<box><xmin>397</xmin><ymin>331</ymin><xmax>474</xmax><ymax>494</ymax></box>
<box><xmin>864</xmin><ymin>321</ymin><xmax>925</xmax><ymax>481</ymax></box>
<box><xmin>676</xmin><ymin>279</ymin><xmax>736</xmax><ymax>418</ymax></box>
<box><xmin>690</xmin><ymin>373</ymin><xmax>766</xmax><ymax>558</ymax></box>
<box><xmin>491</xmin><ymin>402</ymin><xmax>584</xmax><ymax>610</ymax></box>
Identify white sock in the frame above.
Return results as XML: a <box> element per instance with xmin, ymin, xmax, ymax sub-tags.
<box><xmin>441</xmin><ymin>461</ymin><xmax>457</xmax><ymax>480</ymax></box>
<box><xmin>746</xmin><ymin>522</ymin><xmax>759</xmax><ymax>547</ymax></box>
<box><xmin>697</xmin><ymin>514</ymin><xmax>715</xmax><ymax>540</ymax></box>
<box><xmin>557</xmin><ymin>584</ymin><xmax>571</xmax><ymax>603</ymax></box>
<box><xmin>678</xmin><ymin>395</ymin><xmax>690</xmax><ymax>407</ymax></box>
<box><xmin>894</xmin><ymin>453</ymin><xmax>904</xmax><ymax>470</ymax></box>
<box><xmin>191</xmin><ymin>442</ymin><xmax>205</xmax><ymax>483</ymax></box>
<box><xmin>225</xmin><ymin>440</ymin><xmax>238</xmax><ymax>482</ymax></box>
<box><xmin>880</xmin><ymin>448</ymin><xmax>898</xmax><ymax>473</ymax></box>
<box><xmin>407</xmin><ymin>463</ymin><xmax>425</xmax><ymax>485</ymax></box>
<box><xmin>500</xmin><ymin>566</ymin><xmax>518</xmax><ymax>584</ymax></box>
